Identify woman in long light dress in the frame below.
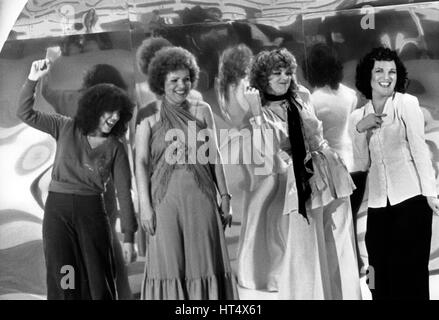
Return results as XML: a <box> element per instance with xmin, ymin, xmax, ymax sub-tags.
<box><xmin>246</xmin><ymin>48</ymin><xmax>360</xmax><ymax>299</ymax></box>
<box><xmin>135</xmin><ymin>46</ymin><xmax>238</xmax><ymax>300</ymax></box>
<box><xmin>215</xmin><ymin>44</ymin><xmax>289</xmax><ymax>291</ymax></box>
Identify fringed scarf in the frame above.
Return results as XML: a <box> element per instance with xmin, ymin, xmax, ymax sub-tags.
<box><xmin>264</xmin><ymin>92</ymin><xmax>314</xmax><ymax>220</ymax></box>
<box><xmin>149</xmin><ymin>99</ymin><xmax>218</xmax><ymax>209</ymax></box>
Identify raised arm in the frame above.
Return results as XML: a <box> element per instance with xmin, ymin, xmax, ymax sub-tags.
<box><xmin>41</xmin><ymin>73</ymin><xmax>63</xmax><ymax>114</ymax></box>
<box><xmin>41</xmin><ymin>72</ymin><xmax>79</xmax><ymax>117</ymax></box>
<box><xmin>17</xmin><ymin>59</ymin><xmax>68</xmax><ymax>139</ymax></box>
<box><xmin>135</xmin><ymin>118</ymin><xmax>156</xmax><ymax>235</ymax></box>
<box><xmin>243</xmin><ymin>87</ymin><xmax>281</xmax><ymax>176</ymax></box>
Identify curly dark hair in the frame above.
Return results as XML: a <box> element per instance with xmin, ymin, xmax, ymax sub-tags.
<box><xmin>355</xmin><ymin>47</ymin><xmax>408</xmax><ymax>99</ymax></box>
<box><xmin>136</xmin><ymin>36</ymin><xmax>172</xmax><ymax>76</ymax></box>
<box><xmin>250</xmin><ymin>48</ymin><xmax>298</xmax><ymax>104</ymax></box>
<box><xmin>304</xmin><ymin>43</ymin><xmax>343</xmax><ymax>90</ymax></box>
<box><xmin>218</xmin><ymin>44</ymin><xmax>253</xmax><ymax>102</ymax></box>
<box><xmin>147</xmin><ymin>46</ymin><xmax>199</xmax><ymax>96</ymax></box>
<box><xmin>75</xmin><ymin>83</ymin><xmax>134</xmax><ymax>138</ymax></box>
<box><xmin>81</xmin><ymin>64</ymin><xmax>127</xmax><ymax>91</ymax></box>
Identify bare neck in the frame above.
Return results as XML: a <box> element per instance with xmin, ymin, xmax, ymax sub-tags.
<box><xmin>371</xmin><ymin>93</ymin><xmax>391</xmax><ymax>114</ymax></box>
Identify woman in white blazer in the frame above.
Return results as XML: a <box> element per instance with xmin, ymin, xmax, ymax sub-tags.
<box><xmin>350</xmin><ymin>47</ymin><xmax>439</xmax><ymax>300</ymax></box>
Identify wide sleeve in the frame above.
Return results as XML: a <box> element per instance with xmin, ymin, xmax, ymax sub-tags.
<box><xmin>400</xmin><ymin>94</ymin><xmax>437</xmax><ymax>197</ymax></box>
<box><xmin>112</xmin><ymin>141</ymin><xmax>138</xmax><ymax>242</ymax></box>
<box><xmin>349</xmin><ymin>107</ymin><xmax>370</xmax><ymax>172</ymax></box>
<box><xmin>17</xmin><ymin>79</ymin><xmax>69</xmax><ymax>140</ymax></box>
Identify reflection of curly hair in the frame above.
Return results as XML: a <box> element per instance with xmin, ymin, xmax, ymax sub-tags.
<box><xmin>356</xmin><ymin>47</ymin><xmax>408</xmax><ymax>99</ymax></box>
<box><xmin>75</xmin><ymin>84</ymin><xmax>134</xmax><ymax>138</ymax></box>
<box><xmin>148</xmin><ymin>47</ymin><xmax>199</xmax><ymax>96</ymax></box>
<box><xmin>305</xmin><ymin>43</ymin><xmax>343</xmax><ymax>90</ymax></box>
<box><xmin>81</xmin><ymin>64</ymin><xmax>127</xmax><ymax>91</ymax></box>
<box><xmin>250</xmin><ymin>48</ymin><xmax>298</xmax><ymax>104</ymax></box>
<box><xmin>136</xmin><ymin>37</ymin><xmax>172</xmax><ymax>76</ymax></box>
<box><xmin>218</xmin><ymin>44</ymin><xmax>253</xmax><ymax>102</ymax></box>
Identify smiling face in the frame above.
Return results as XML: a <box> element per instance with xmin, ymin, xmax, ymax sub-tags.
<box><xmin>96</xmin><ymin>110</ymin><xmax>120</xmax><ymax>136</ymax></box>
<box><xmin>267</xmin><ymin>66</ymin><xmax>295</xmax><ymax>96</ymax></box>
<box><xmin>164</xmin><ymin>69</ymin><xmax>192</xmax><ymax>106</ymax></box>
<box><xmin>370</xmin><ymin>60</ymin><xmax>397</xmax><ymax>99</ymax></box>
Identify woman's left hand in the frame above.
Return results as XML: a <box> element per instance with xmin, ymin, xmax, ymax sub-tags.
<box><xmin>244</xmin><ymin>86</ymin><xmax>264</xmax><ymax>120</ymax></box>
<box><xmin>123</xmin><ymin>242</ymin><xmax>137</xmax><ymax>264</ymax></box>
<box><xmin>427</xmin><ymin>196</ymin><xmax>439</xmax><ymax>216</ymax></box>
<box><xmin>220</xmin><ymin>197</ymin><xmax>233</xmax><ymax>229</ymax></box>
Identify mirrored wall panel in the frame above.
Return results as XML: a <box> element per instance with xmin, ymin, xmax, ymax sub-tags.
<box><xmin>2</xmin><ymin>0</ymin><xmax>439</xmax><ymax>299</ymax></box>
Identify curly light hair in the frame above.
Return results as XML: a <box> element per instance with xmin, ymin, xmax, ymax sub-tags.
<box><xmin>218</xmin><ymin>44</ymin><xmax>253</xmax><ymax>102</ymax></box>
<box><xmin>250</xmin><ymin>48</ymin><xmax>298</xmax><ymax>103</ymax></box>
<box><xmin>147</xmin><ymin>46</ymin><xmax>199</xmax><ymax>96</ymax></box>
<box><xmin>136</xmin><ymin>36</ymin><xmax>172</xmax><ymax>76</ymax></box>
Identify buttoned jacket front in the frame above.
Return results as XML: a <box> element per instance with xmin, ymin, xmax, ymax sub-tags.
<box><xmin>350</xmin><ymin>92</ymin><xmax>437</xmax><ymax>208</ymax></box>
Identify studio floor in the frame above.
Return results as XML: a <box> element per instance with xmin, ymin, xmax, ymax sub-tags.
<box><xmin>123</xmin><ymin>198</ymin><xmax>439</xmax><ymax>300</ymax></box>
<box><xmin>1</xmin><ymin>196</ymin><xmax>439</xmax><ymax>300</ymax></box>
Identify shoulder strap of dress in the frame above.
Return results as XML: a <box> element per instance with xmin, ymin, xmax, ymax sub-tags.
<box><xmin>155</xmin><ymin>100</ymin><xmax>161</xmax><ymax>123</ymax></box>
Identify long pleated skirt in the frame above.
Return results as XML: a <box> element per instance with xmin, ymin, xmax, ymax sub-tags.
<box><xmin>141</xmin><ymin>168</ymin><xmax>239</xmax><ymax>300</ymax></box>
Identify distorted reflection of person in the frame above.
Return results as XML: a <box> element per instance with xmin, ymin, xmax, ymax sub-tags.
<box><xmin>215</xmin><ymin>44</ymin><xmax>288</xmax><ymax>292</ymax></box>
<box><xmin>41</xmin><ymin>63</ymin><xmax>135</xmax><ymax>299</ymax></box>
<box><xmin>351</xmin><ymin>47</ymin><xmax>439</xmax><ymax>300</ymax></box>
<box><xmin>135</xmin><ymin>47</ymin><xmax>238</xmax><ymax>300</ymax></box>
<box><xmin>305</xmin><ymin>43</ymin><xmax>366</xmax><ymax>276</ymax></box>
<box><xmin>17</xmin><ymin>59</ymin><xmax>138</xmax><ymax>300</ymax></box>
<box><xmin>42</xmin><ymin>63</ymin><xmax>128</xmax><ymax>117</ymax></box>
<box><xmin>245</xmin><ymin>48</ymin><xmax>360</xmax><ymax>299</ymax></box>
<box><xmin>135</xmin><ymin>37</ymin><xmax>172</xmax><ymax>115</ymax></box>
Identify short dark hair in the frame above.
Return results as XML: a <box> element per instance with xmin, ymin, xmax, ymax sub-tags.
<box><xmin>75</xmin><ymin>83</ymin><xmax>133</xmax><ymax>138</ymax></box>
<box><xmin>147</xmin><ymin>46</ymin><xmax>199</xmax><ymax>96</ymax></box>
<box><xmin>136</xmin><ymin>37</ymin><xmax>172</xmax><ymax>76</ymax></box>
<box><xmin>218</xmin><ymin>44</ymin><xmax>253</xmax><ymax>102</ymax></box>
<box><xmin>250</xmin><ymin>48</ymin><xmax>298</xmax><ymax>103</ymax></box>
<box><xmin>355</xmin><ymin>47</ymin><xmax>408</xmax><ymax>99</ymax></box>
<box><xmin>305</xmin><ymin>43</ymin><xmax>343</xmax><ymax>90</ymax></box>
<box><xmin>81</xmin><ymin>64</ymin><xmax>127</xmax><ymax>91</ymax></box>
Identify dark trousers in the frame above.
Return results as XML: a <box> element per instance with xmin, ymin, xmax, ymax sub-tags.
<box><xmin>43</xmin><ymin>192</ymin><xmax>117</xmax><ymax>300</ymax></box>
<box><xmin>365</xmin><ymin>195</ymin><xmax>432</xmax><ymax>300</ymax></box>
<box><xmin>350</xmin><ymin>171</ymin><xmax>368</xmax><ymax>271</ymax></box>
<box><xmin>350</xmin><ymin>171</ymin><xmax>367</xmax><ymax>216</ymax></box>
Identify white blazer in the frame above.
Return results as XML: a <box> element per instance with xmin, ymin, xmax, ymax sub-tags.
<box><xmin>350</xmin><ymin>92</ymin><xmax>437</xmax><ymax>208</ymax></box>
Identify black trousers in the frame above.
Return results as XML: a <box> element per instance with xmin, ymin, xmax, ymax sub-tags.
<box><xmin>350</xmin><ymin>171</ymin><xmax>368</xmax><ymax>216</ymax></box>
<box><xmin>43</xmin><ymin>192</ymin><xmax>117</xmax><ymax>300</ymax></box>
<box><xmin>365</xmin><ymin>195</ymin><xmax>432</xmax><ymax>300</ymax></box>
<box><xmin>349</xmin><ymin>171</ymin><xmax>368</xmax><ymax>271</ymax></box>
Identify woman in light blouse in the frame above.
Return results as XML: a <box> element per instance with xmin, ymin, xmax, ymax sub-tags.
<box><xmin>351</xmin><ymin>47</ymin><xmax>439</xmax><ymax>300</ymax></box>
<box><xmin>245</xmin><ymin>48</ymin><xmax>360</xmax><ymax>299</ymax></box>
